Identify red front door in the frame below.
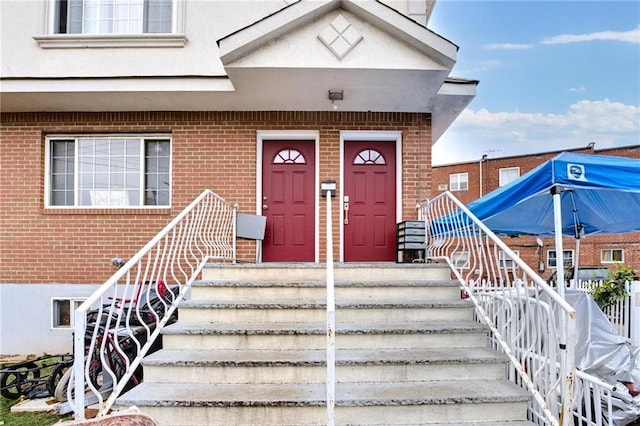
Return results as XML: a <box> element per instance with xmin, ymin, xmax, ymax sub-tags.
<box><xmin>262</xmin><ymin>141</ymin><xmax>315</xmax><ymax>262</ymax></box>
<box><xmin>344</xmin><ymin>141</ymin><xmax>396</xmax><ymax>262</ymax></box>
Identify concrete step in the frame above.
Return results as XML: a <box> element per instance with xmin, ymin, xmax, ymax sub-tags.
<box><xmin>117</xmin><ymin>380</ymin><xmax>531</xmax><ymax>425</ymax></box>
<box><xmin>178</xmin><ymin>298</ymin><xmax>473</xmax><ymax>323</ymax></box>
<box><xmin>190</xmin><ymin>279</ymin><xmax>461</xmax><ymax>302</ymax></box>
<box><xmin>142</xmin><ymin>347</ymin><xmax>509</xmax><ymax>384</ymax></box>
<box><xmin>161</xmin><ymin>320</ymin><xmax>489</xmax><ymax>350</ymax></box>
<box><xmin>202</xmin><ymin>262</ymin><xmax>452</xmax><ymax>283</ymax></box>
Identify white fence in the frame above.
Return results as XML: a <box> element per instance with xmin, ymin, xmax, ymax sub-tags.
<box><xmin>572</xmin><ymin>280</ymin><xmax>633</xmax><ymax>340</ymax></box>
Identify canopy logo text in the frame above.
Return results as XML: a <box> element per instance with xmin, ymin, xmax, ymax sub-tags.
<box><xmin>567</xmin><ymin>163</ymin><xmax>587</xmax><ymax>182</ymax></box>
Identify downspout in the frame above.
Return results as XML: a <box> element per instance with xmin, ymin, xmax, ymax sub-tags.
<box><xmin>479</xmin><ymin>154</ymin><xmax>487</xmax><ymax>198</ymax></box>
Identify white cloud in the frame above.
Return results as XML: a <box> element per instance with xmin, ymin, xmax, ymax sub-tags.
<box><xmin>541</xmin><ymin>27</ymin><xmax>640</xmax><ymax>45</ymax></box>
<box><xmin>483</xmin><ymin>43</ymin><xmax>535</xmax><ymax>50</ymax></box>
<box><xmin>569</xmin><ymin>86</ymin><xmax>587</xmax><ymax>93</ymax></box>
<box><xmin>433</xmin><ymin>99</ymin><xmax>640</xmax><ymax>165</ymax></box>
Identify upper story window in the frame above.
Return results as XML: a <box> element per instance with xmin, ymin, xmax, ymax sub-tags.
<box><xmin>499</xmin><ymin>167</ymin><xmax>520</xmax><ymax>186</ymax></box>
<box><xmin>601</xmin><ymin>248</ymin><xmax>624</xmax><ymax>263</ymax></box>
<box><xmin>53</xmin><ymin>0</ymin><xmax>173</xmax><ymax>34</ymax></box>
<box><xmin>449</xmin><ymin>173</ymin><xmax>468</xmax><ymax>191</ymax></box>
<box><xmin>548</xmin><ymin>250</ymin><xmax>574</xmax><ymax>268</ymax></box>
<box><xmin>46</xmin><ymin>136</ymin><xmax>171</xmax><ymax>208</ymax></box>
<box><xmin>35</xmin><ymin>0</ymin><xmax>186</xmax><ymax>48</ymax></box>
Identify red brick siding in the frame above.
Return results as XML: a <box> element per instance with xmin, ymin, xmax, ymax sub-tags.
<box><xmin>0</xmin><ymin>111</ymin><xmax>432</xmax><ymax>283</ymax></box>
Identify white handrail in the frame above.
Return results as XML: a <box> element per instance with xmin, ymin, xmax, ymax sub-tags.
<box><xmin>70</xmin><ymin>189</ymin><xmax>236</xmax><ymax>419</ymax></box>
<box><xmin>423</xmin><ymin>192</ymin><xmax>577</xmax><ymax>426</ymax></box>
<box><xmin>325</xmin><ymin>191</ymin><xmax>336</xmax><ymax>426</ymax></box>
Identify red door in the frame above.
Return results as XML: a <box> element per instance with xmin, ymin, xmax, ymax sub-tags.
<box><xmin>262</xmin><ymin>141</ymin><xmax>315</xmax><ymax>262</ymax></box>
<box><xmin>344</xmin><ymin>141</ymin><xmax>396</xmax><ymax>262</ymax></box>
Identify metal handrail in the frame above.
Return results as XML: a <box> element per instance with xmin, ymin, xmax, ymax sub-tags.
<box><xmin>422</xmin><ymin>192</ymin><xmax>577</xmax><ymax>426</ymax></box>
<box><xmin>69</xmin><ymin>189</ymin><xmax>237</xmax><ymax>420</ymax></box>
<box><xmin>325</xmin><ymin>190</ymin><xmax>336</xmax><ymax>426</ymax></box>
<box><xmin>574</xmin><ymin>371</ymin><xmax>616</xmax><ymax>426</ymax></box>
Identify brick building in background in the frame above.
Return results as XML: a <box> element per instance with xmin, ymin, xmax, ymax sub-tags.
<box><xmin>432</xmin><ymin>143</ymin><xmax>640</xmax><ymax>280</ymax></box>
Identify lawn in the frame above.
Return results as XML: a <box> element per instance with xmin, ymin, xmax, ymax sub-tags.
<box><xmin>0</xmin><ymin>396</ymin><xmax>71</xmax><ymax>426</ymax></box>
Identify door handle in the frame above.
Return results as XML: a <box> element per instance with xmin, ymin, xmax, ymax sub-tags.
<box><xmin>263</xmin><ymin>204</ymin><xmax>268</xmax><ymax>210</ymax></box>
<box><xmin>343</xmin><ymin>201</ymin><xmax>349</xmax><ymax>225</ymax></box>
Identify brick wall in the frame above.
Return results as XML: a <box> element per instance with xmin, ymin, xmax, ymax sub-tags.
<box><xmin>0</xmin><ymin>111</ymin><xmax>432</xmax><ymax>284</ymax></box>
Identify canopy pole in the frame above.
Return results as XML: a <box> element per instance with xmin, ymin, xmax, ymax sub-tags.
<box><xmin>551</xmin><ymin>185</ymin><xmax>566</xmax><ymax>298</ymax></box>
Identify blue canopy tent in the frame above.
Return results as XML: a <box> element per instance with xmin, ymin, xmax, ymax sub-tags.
<box><xmin>467</xmin><ymin>152</ymin><xmax>640</xmax><ymax>237</ymax></box>
<box><xmin>446</xmin><ymin>152</ymin><xmax>640</xmax><ymax>295</ymax></box>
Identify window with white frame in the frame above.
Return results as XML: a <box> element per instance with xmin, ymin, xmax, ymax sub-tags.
<box><xmin>601</xmin><ymin>248</ymin><xmax>624</xmax><ymax>263</ymax></box>
<box><xmin>499</xmin><ymin>167</ymin><xmax>520</xmax><ymax>186</ymax></box>
<box><xmin>47</xmin><ymin>136</ymin><xmax>171</xmax><ymax>208</ymax></box>
<box><xmin>452</xmin><ymin>252</ymin><xmax>470</xmax><ymax>269</ymax></box>
<box><xmin>52</xmin><ymin>0</ymin><xmax>174</xmax><ymax>34</ymax></box>
<box><xmin>498</xmin><ymin>250</ymin><xmax>519</xmax><ymax>268</ymax></box>
<box><xmin>52</xmin><ymin>298</ymin><xmax>86</xmax><ymax>329</ymax></box>
<box><xmin>449</xmin><ymin>173</ymin><xmax>468</xmax><ymax>191</ymax></box>
<box><xmin>547</xmin><ymin>250</ymin><xmax>574</xmax><ymax>268</ymax></box>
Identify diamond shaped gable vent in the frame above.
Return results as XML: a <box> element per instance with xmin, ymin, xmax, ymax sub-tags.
<box><xmin>318</xmin><ymin>14</ymin><xmax>363</xmax><ymax>60</ymax></box>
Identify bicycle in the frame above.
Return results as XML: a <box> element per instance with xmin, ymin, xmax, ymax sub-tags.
<box><xmin>54</xmin><ymin>280</ymin><xmax>178</xmax><ymax>402</ymax></box>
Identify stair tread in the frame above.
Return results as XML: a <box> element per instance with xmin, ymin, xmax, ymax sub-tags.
<box><xmin>143</xmin><ymin>347</ymin><xmax>507</xmax><ymax>366</ymax></box>
<box><xmin>179</xmin><ymin>299</ymin><xmax>472</xmax><ymax>309</ymax></box>
<box><xmin>118</xmin><ymin>379</ymin><xmax>530</xmax><ymax>407</ymax></box>
<box><xmin>193</xmin><ymin>279</ymin><xmax>458</xmax><ymax>287</ymax></box>
<box><xmin>162</xmin><ymin>320</ymin><xmax>488</xmax><ymax>335</ymax></box>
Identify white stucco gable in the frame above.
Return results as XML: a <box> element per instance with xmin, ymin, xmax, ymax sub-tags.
<box><xmin>217</xmin><ymin>0</ymin><xmax>476</xmax><ymax>141</ymax></box>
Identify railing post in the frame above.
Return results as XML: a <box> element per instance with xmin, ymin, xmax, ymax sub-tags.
<box><xmin>326</xmin><ymin>190</ymin><xmax>336</xmax><ymax>426</ymax></box>
<box><xmin>72</xmin><ymin>309</ymin><xmax>87</xmax><ymax>421</ymax></box>
<box><xmin>560</xmin><ymin>314</ymin><xmax>576</xmax><ymax>426</ymax></box>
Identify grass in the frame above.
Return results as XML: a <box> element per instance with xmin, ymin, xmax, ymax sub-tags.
<box><xmin>0</xmin><ymin>356</ymin><xmax>73</xmax><ymax>425</ymax></box>
<box><xmin>0</xmin><ymin>396</ymin><xmax>71</xmax><ymax>426</ymax></box>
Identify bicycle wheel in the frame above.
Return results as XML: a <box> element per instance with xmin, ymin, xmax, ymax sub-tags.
<box><xmin>0</xmin><ymin>362</ymin><xmax>41</xmax><ymax>399</ymax></box>
<box><xmin>53</xmin><ymin>367</ymin><xmax>71</xmax><ymax>402</ymax></box>
<box><xmin>46</xmin><ymin>361</ymin><xmax>72</xmax><ymax>397</ymax></box>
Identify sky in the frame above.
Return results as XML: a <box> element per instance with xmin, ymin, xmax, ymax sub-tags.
<box><xmin>428</xmin><ymin>0</ymin><xmax>640</xmax><ymax>165</ymax></box>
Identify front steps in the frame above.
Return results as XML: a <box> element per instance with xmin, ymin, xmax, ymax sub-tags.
<box><xmin>118</xmin><ymin>263</ymin><xmax>532</xmax><ymax>425</ymax></box>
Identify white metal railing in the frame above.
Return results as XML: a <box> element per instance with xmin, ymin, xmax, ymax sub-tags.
<box><xmin>574</xmin><ymin>371</ymin><xmax>616</xmax><ymax>426</ymax></box>
<box><xmin>69</xmin><ymin>189</ymin><xmax>237</xmax><ymax>420</ymax></box>
<box><xmin>325</xmin><ymin>189</ymin><xmax>336</xmax><ymax>426</ymax></box>
<box><xmin>573</xmin><ymin>280</ymin><xmax>632</xmax><ymax>339</ymax></box>
<box><xmin>421</xmin><ymin>192</ymin><xmax>577</xmax><ymax>426</ymax></box>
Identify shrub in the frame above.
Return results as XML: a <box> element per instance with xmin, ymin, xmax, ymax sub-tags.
<box><xmin>592</xmin><ymin>263</ymin><xmax>635</xmax><ymax>309</ymax></box>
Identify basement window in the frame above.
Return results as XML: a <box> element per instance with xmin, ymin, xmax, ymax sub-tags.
<box><xmin>46</xmin><ymin>135</ymin><xmax>171</xmax><ymax>208</ymax></box>
<box><xmin>52</xmin><ymin>298</ymin><xmax>86</xmax><ymax>329</ymax></box>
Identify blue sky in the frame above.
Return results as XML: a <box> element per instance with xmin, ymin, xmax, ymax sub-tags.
<box><xmin>428</xmin><ymin>0</ymin><xmax>640</xmax><ymax>165</ymax></box>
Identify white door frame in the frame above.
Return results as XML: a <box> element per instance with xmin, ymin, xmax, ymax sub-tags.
<box><xmin>256</xmin><ymin>130</ymin><xmax>320</xmax><ymax>263</ymax></box>
<box><xmin>339</xmin><ymin>131</ymin><xmax>403</xmax><ymax>262</ymax></box>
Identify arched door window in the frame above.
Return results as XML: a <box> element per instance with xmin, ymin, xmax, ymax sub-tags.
<box><xmin>353</xmin><ymin>149</ymin><xmax>385</xmax><ymax>165</ymax></box>
<box><xmin>273</xmin><ymin>149</ymin><xmax>306</xmax><ymax>164</ymax></box>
